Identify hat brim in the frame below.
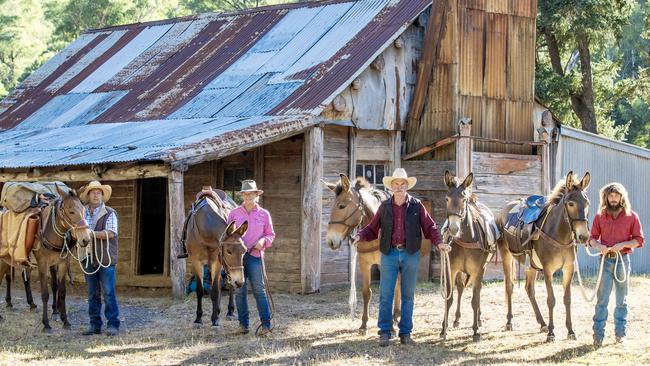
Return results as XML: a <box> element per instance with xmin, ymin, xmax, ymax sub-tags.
<box><xmin>237</xmin><ymin>189</ymin><xmax>264</xmax><ymax>195</ymax></box>
<box><xmin>79</xmin><ymin>185</ymin><xmax>112</xmax><ymax>204</ymax></box>
<box><xmin>383</xmin><ymin>177</ymin><xmax>417</xmax><ymax>190</ymax></box>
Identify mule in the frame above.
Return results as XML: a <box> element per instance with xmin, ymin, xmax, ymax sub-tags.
<box><xmin>185</xmin><ymin>195</ymin><xmax>247</xmax><ymax>327</ymax></box>
<box><xmin>439</xmin><ymin>171</ymin><xmax>495</xmax><ymax>342</ymax></box>
<box><xmin>496</xmin><ymin>171</ymin><xmax>591</xmax><ymax>342</ymax></box>
<box><xmin>0</xmin><ymin>186</ymin><xmax>92</xmax><ymax>332</ymax></box>
<box><xmin>324</xmin><ymin>174</ymin><xmax>400</xmax><ymax>335</ymax></box>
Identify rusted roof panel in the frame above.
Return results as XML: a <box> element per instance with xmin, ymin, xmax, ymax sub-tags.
<box><xmin>0</xmin><ymin>0</ymin><xmax>430</xmax><ymax>168</ymax></box>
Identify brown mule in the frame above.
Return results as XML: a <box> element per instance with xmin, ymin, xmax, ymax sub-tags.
<box><xmin>323</xmin><ymin>174</ymin><xmax>402</xmax><ymax>335</ymax></box>
<box><xmin>185</xmin><ymin>196</ymin><xmax>247</xmax><ymax>328</ymax></box>
<box><xmin>495</xmin><ymin>171</ymin><xmax>591</xmax><ymax>342</ymax></box>
<box><xmin>0</xmin><ymin>186</ymin><xmax>92</xmax><ymax>332</ymax></box>
<box><xmin>440</xmin><ymin>171</ymin><xmax>494</xmax><ymax>342</ymax></box>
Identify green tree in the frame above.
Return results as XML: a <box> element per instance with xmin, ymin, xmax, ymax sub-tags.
<box><xmin>536</xmin><ymin>0</ymin><xmax>634</xmax><ymax>137</ymax></box>
<box><xmin>182</xmin><ymin>0</ymin><xmax>294</xmax><ymax>13</ymax></box>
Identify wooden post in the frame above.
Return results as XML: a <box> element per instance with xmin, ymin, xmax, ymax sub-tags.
<box><xmin>255</xmin><ymin>146</ymin><xmax>265</xmax><ymax>206</ymax></box>
<box><xmin>455</xmin><ymin>118</ymin><xmax>472</xmax><ymax>179</ymax></box>
<box><xmin>538</xmin><ymin>128</ymin><xmax>552</xmax><ymax>196</ymax></box>
<box><xmin>348</xmin><ymin>127</ymin><xmax>357</xmax><ymax>178</ymax></box>
<box><xmin>389</xmin><ymin>130</ymin><xmax>401</xmax><ymax>172</ymax></box>
<box><xmin>301</xmin><ymin>126</ymin><xmax>324</xmax><ymax>293</ymax></box>
<box><xmin>168</xmin><ymin>169</ymin><xmax>186</xmax><ymax>299</ymax></box>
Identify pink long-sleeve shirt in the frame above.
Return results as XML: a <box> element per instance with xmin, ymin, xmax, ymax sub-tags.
<box><xmin>227</xmin><ymin>204</ymin><xmax>275</xmax><ymax>258</ymax></box>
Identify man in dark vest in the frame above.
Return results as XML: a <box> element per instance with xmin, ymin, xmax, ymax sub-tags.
<box><xmin>353</xmin><ymin>168</ymin><xmax>449</xmax><ymax>346</ymax></box>
<box><xmin>79</xmin><ymin>181</ymin><xmax>120</xmax><ymax>336</ymax></box>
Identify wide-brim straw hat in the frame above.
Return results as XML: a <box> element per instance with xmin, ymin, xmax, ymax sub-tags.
<box><xmin>237</xmin><ymin>180</ymin><xmax>263</xmax><ymax>195</ymax></box>
<box><xmin>79</xmin><ymin>181</ymin><xmax>112</xmax><ymax>203</ymax></box>
<box><xmin>383</xmin><ymin>168</ymin><xmax>417</xmax><ymax>190</ymax></box>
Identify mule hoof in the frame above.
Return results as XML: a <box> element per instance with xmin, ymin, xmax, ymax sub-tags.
<box><xmin>540</xmin><ymin>325</ymin><xmax>549</xmax><ymax>333</ymax></box>
<box><xmin>473</xmin><ymin>333</ymin><xmax>481</xmax><ymax>342</ymax></box>
<box><xmin>439</xmin><ymin>333</ymin><xmax>447</xmax><ymax>341</ymax></box>
<box><xmin>63</xmin><ymin>323</ymin><xmax>72</xmax><ymax>330</ymax></box>
<box><xmin>567</xmin><ymin>333</ymin><xmax>577</xmax><ymax>341</ymax></box>
<box><xmin>5</xmin><ymin>303</ymin><xmax>12</xmax><ymax>308</ymax></box>
<box><xmin>546</xmin><ymin>335</ymin><xmax>555</xmax><ymax>343</ymax></box>
<box><xmin>193</xmin><ymin>321</ymin><xmax>202</xmax><ymax>328</ymax></box>
<box><xmin>505</xmin><ymin>324</ymin><xmax>513</xmax><ymax>331</ymax></box>
<box><xmin>226</xmin><ymin>314</ymin><xmax>237</xmax><ymax>321</ymax></box>
<box><xmin>42</xmin><ymin>327</ymin><xmax>53</xmax><ymax>334</ymax></box>
<box><xmin>453</xmin><ymin>320</ymin><xmax>460</xmax><ymax>328</ymax></box>
<box><xmin>52</xmin><ymin>310</ymin><xmax>60</xmax><ymax>316</ymax></box>
<box><xmin>212</xmin><ymin>320</ymin><xmax>220</xmax><ymax>328</ymax></box>
<box><xmin>29</xmin><ymin>303</ymin><xmax>37</xmax><ymax>310</ymax></box>
<box><xmin>358</xmin><ymin>328</ymin><xmax>368</xmax><ymax>336</ymax></box>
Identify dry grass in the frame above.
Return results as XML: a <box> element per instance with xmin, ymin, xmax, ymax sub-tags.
<box><xmin>0</xmin><ymin>276</ymin><xmax>649</xmax><ymax>365</ymax></box>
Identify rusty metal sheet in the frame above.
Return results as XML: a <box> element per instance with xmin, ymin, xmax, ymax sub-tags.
<box><xmin>508</xmin><ymin>15</ymin><xmax>535</xmax><ymax>101</ymax></box>
<box><xmin>458</xmin><ymin>6</ymin><xmax>484</xmax><ymax>96</ymax></box>
<box><xmin>484</xmin><ymin>12</ymin><xmax>507</xmax><ymax>99</ymax></box>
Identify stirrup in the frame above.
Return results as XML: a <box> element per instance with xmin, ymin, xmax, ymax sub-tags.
<box><xmin>177</xmin><ymin>253</ymin><xmax>189</xmax><ymax>259</ymax></box>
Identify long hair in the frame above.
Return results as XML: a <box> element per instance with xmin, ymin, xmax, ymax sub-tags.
<box><xmin>599</xmin><ymin>182</ymin><xmax>631</xmax><ymax>214</ymax></box>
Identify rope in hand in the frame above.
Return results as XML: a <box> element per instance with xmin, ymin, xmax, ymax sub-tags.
<box><xmin>574</xmin><ymin>244</ymin><xmax>627</xmax><ymax>303</ymax></box>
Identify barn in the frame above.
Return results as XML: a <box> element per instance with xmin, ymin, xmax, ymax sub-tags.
<box><xmin>4</xmin><ymin>0</ymin><xmax>640</xmax><ymax>296</ymax></box>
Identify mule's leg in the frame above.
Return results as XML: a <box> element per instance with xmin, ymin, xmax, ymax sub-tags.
<box><xmin>23</xmin><ymin>269</ymin><xmax>36</xmax><ymax>309</ymax></box>
<box><xmin>471</xmin><ymin>272</ymin><xmax>484</xmax><ymax>342</ymax></box>
<box><xmin>57</xmin><ymin>262</ymin><xmax>71</xmax><ymax>329</ymax></box>
<box><xmin>5</xmin><ymin>271</ymin><xmax>12</xmax><ymax>308</ymax></box>
<box><xmin>0</xmin><ymin>263</ymin><xmax>9</xmax><ymax>319</ymax></box>
<box><xmin>562</xmin><ymin>263</ymin><xmax>576</xmax><ymax>340</ymax></box>
<box><xmin>50</xmin><ymin>266</ymin><xmax>59</xmax><ymax>317</ymax></box>
<box><xmin>440</xmin><ymin>269</ymin><xmax>457</xmax><ymax>340</ymax></box>
<box><xmin>192</xmin><ymin>261</ymin><xmax>204</xmax><ymax>326</ymax></box>
<box><xmin>209</xmin><ymin>259</ymin><xmax>221</xmax><ymax>328</ymax></box>
<box><xmin>226</xmin><ymin>285</ymin><xmax>236</xmax><ymax>320</ymax></box>
<box><xmin>453</xmin><ymin>273</ymin><xmax>465</xmax><ymax>328</ymax></box>
<box><xmin>393</xmin><ymin>273</ymin><xmax>401</xmax><ymax>325</ymax></box>
<box><xmin>543</xmin><ymin>268</ymin><xmax>556</xmax><ymax>342</ymax></box>
<box><xmin>524</xmin><ymin>268</ymin><xmax>548</xmax><ymax>332</ymax></box>
<box><xmin>39</xmin><ymin>264</ymin><xmax>52</xmax><ymax>332</ymax></box>
<box><xmin>358</xmin><ymin>259</ymin><xmax>372</xmax><ymax>335</ymax></box>
<box><xmin>500</xmin><ymin>245</ymin><xmax>515</xmax><ymax>331</ymax></box>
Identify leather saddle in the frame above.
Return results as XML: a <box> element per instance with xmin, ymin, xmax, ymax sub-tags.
<box><xmin>504</xmin><ymin>195</ymin><xmax>547</xmax><ymax>255</ymax></box>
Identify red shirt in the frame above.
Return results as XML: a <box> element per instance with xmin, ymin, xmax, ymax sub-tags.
<box><xmin>357</xmin><ymin>194</ymin><xmax>442</xmax><ymax>246</ymax></box>
<box><xmin>590</xmin><ymin>210</ymin><xmax>644</xmax><ymax>254</ymax></box>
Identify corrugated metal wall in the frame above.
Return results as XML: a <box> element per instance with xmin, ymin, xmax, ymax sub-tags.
<box><xmin>558</xmin><ymin>127</ymin><xmax>650</xmax><ymax>274</ymax></box>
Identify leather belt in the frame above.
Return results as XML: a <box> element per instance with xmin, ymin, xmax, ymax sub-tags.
<box><xmin>604</xmin><ymin>252</ymin><xmax>627</xmax><ymax>259</ymax></box>
<box><xmin>393</xmin><ymin>243</ymin><xmax>406</xmax><ymax>250</ymax></box>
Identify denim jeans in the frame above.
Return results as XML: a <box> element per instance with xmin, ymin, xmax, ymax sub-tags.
<box><xmin>378</xmin><ymin>248</ymin><xmax>420</xmax><ymax>337</ymax></box>
<box><xmin>236</xmin><ymin>253</ymin><xmax>272</xmax><ymax>329</ymax></box>
<box><xmin>84</xmin><ymin>264</ymin><xmax>120</xmax><ymax>330</ymax></box>
<box><xmin>593</xmin><ymin>254</ymin><xmax>631</xmax><ymax>341</ymax></box>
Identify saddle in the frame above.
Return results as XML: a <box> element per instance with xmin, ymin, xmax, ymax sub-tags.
<box><xmin>504</xmin><ymin>195</ymin><xmax>548</xmax><ymax>255</ymax></box>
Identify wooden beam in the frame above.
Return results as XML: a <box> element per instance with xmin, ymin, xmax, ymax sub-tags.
<box><xmin>255</xmin><ymin>146</ymin><xmax>265</xmax><ymax>206</ymax></box>
<box><xmin>168</xmin><ymin>169</ymin><xmax>186</xmax><ymax>299</ymax></box>
<box><xmin>301</xmin><ymin>126</ymin><xmax>323</xmax><ymax>294</ymax></box>
<box><xmin>0</xmin><ymin>163</ymin><xmax>168</xmax><ymax>182</ymax></box>
<box><xmin>455</xmin><ymin>119</ymin><xmax>473</xmax><ymax>180</ymax></box>
<box><xmin>538</xmin><ymin>128</ymin><xmax>552</xmax><ymax>196</ymax></box>
<box><xmin>389</xmin><ymin>130</ymin><xmax>401</xmax><ymax>172</ymax></box>
<box><xmin>348</xmin><ymin>127</ymin><xmax>357</xmax><ymax>178</ymax></box>
<box><xmin>402</xmin><ymin>135</ymin><xmax>457</xmax><ymax>160</ymax></box>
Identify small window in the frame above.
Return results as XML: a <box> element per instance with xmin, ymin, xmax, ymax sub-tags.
<box><xmin>356</xmin><ymin>163</ymin><xmax>387</xmax><ymax>190</ymax></box>
<box><xmin>223</xmin><ymin>167</ymin><xmax>254</xmax><ymax>204</ymax></box>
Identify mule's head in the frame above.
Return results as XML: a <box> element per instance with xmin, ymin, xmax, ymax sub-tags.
<box><xmin>561</xmin><ymin>171</ymin><xmax>591</xmax><ymax>244</ymax></box>
<box><xmin>444</xmin><ymin>170</ymin><xmax>473</xmax><ymax>238</ymax></box>
<box><xmin>56</xmin><ymin>185</ymin><xmax>92</xmax><ymax>247</ymax></box>
<box><xmin>323</xmin><ymin>174</ymin><xmax>365</xmax><ymax>250</ymax></box>
<box><xmin>220</xmin><ymin>220</ymin><xmax>249</xmax><ymax>288</ymax></box>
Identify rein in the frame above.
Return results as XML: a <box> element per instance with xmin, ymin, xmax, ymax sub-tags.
<box><xmin>327</xmin><ymin>188</ymin><xmax>367</xmax><ymax>233</ymax></box>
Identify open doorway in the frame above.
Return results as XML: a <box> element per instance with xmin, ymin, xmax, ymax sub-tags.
<box><xmin>137</xmin><ymin>178</ymin><xmax>167</xmax><ymax>275</ymax></box>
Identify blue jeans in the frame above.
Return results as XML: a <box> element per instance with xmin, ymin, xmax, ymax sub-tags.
<box><xmin>84</xmin><ymin>264</ymin><xmax>120</xmax><ymax>330</ymax></box>
<box><xmin>236</xmin><ymin>253</ymin><xmax>272</xmax><ymax>329</ymax></box>
<box><xmin>593</xmin><ymin>255</ymin><xmax>630</xmax><ymax>341</ymax></box>
<box><xmin>378</xmin><ymin>248</ymin><xmax>420</xmax><ymax>337</ymax></box>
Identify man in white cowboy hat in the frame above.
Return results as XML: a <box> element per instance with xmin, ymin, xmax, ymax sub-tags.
<box><xmin>79</xmin><ymin>181</ymin><xmax>120</xmax><ymax>337</ymax></box>
<box><xmin>353</xmin><ymin>168</ymin><xmax>450</xmax><ymax>346</ymax></box>
<box><xmin>227</xmin><ymin>179</ymin><xmax>275</xmax><ymax>336</ymax></box>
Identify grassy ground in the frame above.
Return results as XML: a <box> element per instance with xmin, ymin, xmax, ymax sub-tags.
<box><xmin>0</xmin><ymin>276</ymin><xmax>648</xmax><ymax>365</ymax></box>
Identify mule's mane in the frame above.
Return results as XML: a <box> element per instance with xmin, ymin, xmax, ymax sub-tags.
<box><xmin>334</xmin><ymin>177</ymin><xmax>371</xmax><ymax>196</ymax></box>
<box><xmin>548</xmin><ymin>177</ymin><xmax>575</xmax><ymax>205</ymax></box>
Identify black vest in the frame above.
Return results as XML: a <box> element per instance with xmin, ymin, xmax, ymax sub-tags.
<box><xmin>379</xmin><ymin>195</ymin><xmax>422</xmax><ymax>255</ymax></box>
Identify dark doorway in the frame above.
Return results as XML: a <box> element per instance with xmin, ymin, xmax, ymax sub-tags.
<box><xmin>137</xmin><ymin>178</ymin><xmax>167</xmax><ymax>275</ymax></box>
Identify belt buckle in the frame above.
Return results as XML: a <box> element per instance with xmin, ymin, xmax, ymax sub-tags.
<box><xmin>394</xmin><ymin>244</ymin><xmax>405</xmax><ymax>251</ymax></box>
<box><xmin>605</xmin><ymin>252</ymin><xmax>617</xmax><ymax>259</ymax></box>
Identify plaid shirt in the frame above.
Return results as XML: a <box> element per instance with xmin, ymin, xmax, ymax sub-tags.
<box><xmin>85</xmin><ymin>203</ymin><xmax>118</xmax><ymax>235</ymax></box>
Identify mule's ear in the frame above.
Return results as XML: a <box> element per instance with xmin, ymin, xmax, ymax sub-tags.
<box><xmin>579</xmin><ymin>172</ymin><xmax>591</xmax><ymax>191</ymax></box>
<box><xmin>565</xmin><ymin>171</ymin><xmax>574</xmax><ymax>189</ymax></box>
<box><xmin>444</xmin><ymin>170</ymin><xmax>453</xmax><ymax>188</ymax></box>
<box><xmin>462</xmin><ymin>173</ymin><xmax>474</xmax><ymax>189</ymax></box>
<box><xmin>69</xmin><ymin>189</ymin><xmax>77</xmax><ymax>197</ymax></box>
<box><xmin>322</xmin><ymin>180</ymin><xmax>337</xmax><ymax>192</ymax></box>
<box><xmin>226</xmin><ymin>221</ymin><xmax>237</xmax><ymax>236</ymax></box>
<box><xmin>236</xmin><ymin>220</ymin><xmax>249</xmax><ymax>236</ymax></box>
<box><xmin>340</xmin><ymin>173</ymin><xmax>351</xmax><ymax>192</ymax></box>
<box><xmin>55</xmin><ymin>184</ymin><xmax>67</xmax><ymax>197</ymax></box>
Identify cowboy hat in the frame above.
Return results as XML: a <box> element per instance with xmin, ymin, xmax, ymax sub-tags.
<box><xmin>79</xmin><ymin>181</ymin><xmax>112</xmax><ymax>203</ymax></box>
<box><xmin>383</xmin><ymin>168</ymin><xmax>417</xmax><ymax>190</ymax></box>
<box><xmin>237</xmin><ymin>180</ymin><xmax>263</xmax><ymax>195</ymax></box>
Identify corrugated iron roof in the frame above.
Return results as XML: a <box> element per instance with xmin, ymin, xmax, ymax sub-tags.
<box><xmin>0</xmin><ymin>0</ymin><xmax>430</xmax><ymax>168</ymax></box>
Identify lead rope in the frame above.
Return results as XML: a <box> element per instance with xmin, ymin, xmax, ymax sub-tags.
<box><xmin>574</xmin><ymin>245</ymin><xmax>627</xmax><ymax>303</ymax></box>
<box><xmin>440</xmin><ymin>233</ymin><xmax>453</xmax><ymax>301</ymax></box>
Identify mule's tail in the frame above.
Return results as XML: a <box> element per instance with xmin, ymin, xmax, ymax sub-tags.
<box><xmin>349</xmin><ymin>242</ymin><xmax>358</xmax><ymax>319</ymax></box>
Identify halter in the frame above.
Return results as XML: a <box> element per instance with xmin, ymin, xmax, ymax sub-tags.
<box><xmin>446</xmin><ymin>197</ymin><xmax>482</xmax><ymax>250</ymax></box>
<box><xmin>537</xmin><ymin>192</ymin><xmax>589</xmax><ymax>248</ymax></box>
<box><xmin>40</xmin><ymin>199</ymin><xmax>88</xmax><ymax>252</ymax></box>
<box><xmin>328</xmin><ymin>188</ymin><xmax>367</xmax><ymax>234</ymax></box>
<box><xmin>218</xmin><ymin>232</ymin><xmax>245</xmax><ymax>284</ymax></box>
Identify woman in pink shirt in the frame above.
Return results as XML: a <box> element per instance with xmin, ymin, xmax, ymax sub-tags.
<box><xmin>227</xmin><ymin>180</ymin><xmax>275</xmax><ymax>336</ymax></box>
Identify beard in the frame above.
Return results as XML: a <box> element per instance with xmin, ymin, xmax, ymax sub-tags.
<box><xmin>606</xmin><ymin>202</ymin><xmax>621</xmax><ymax>212</ymax></box>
